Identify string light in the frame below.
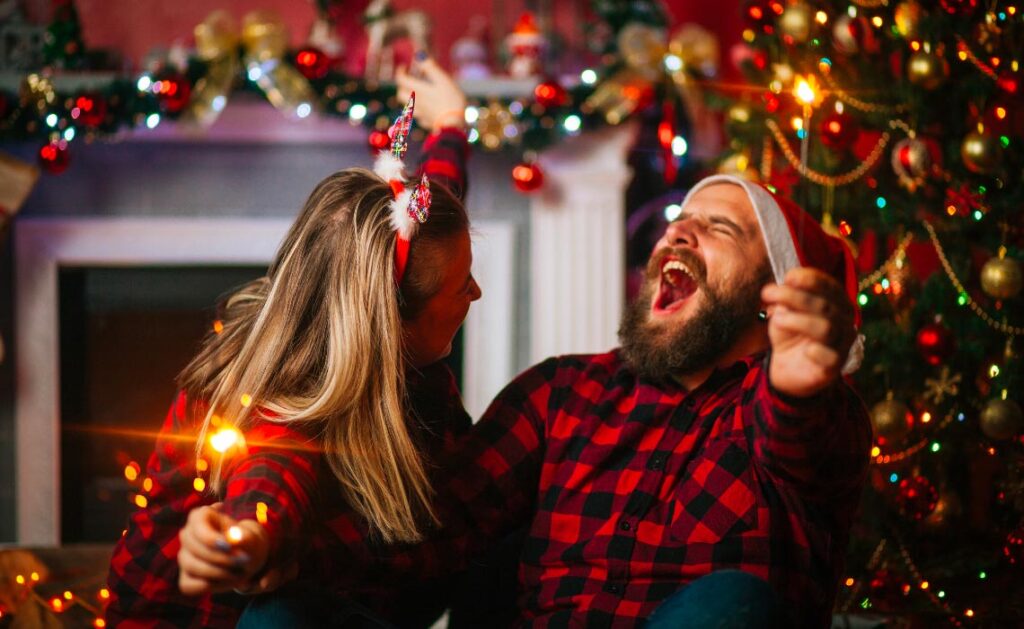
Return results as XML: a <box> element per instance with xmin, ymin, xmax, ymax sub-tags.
<box><xmin>227</xmin><ymin>525</ymin><xmax>244</xmax><ymax>543</ymax></box>
<box><xmin>240</xmin><ymin>393</ymin><xmax>253</xmax><ymax>407</ymax></box>
<box><xmin>193</xmin><ymin>477</ymin><xmax>206</xmax><ymax>492</ymax></box>
<box><xmin>256</xmin><ymin>501</ymin><xmax>269</xmax><ymax>524</ymax></box>
<box><xmin>209</xmin><ymin>426</ymin><xmax>244</xmax><ymax>453</ymax></box>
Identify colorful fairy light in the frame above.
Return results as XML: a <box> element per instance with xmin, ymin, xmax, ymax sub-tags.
<box><xmin>209</xmin><ymin>426</ymin><xmax>243</xmax><ymax>453</ymax></box>
<box><xmin>227</xmin><ymin>525</ymin><xmax>244</xmax><ymax>543</ymax></box>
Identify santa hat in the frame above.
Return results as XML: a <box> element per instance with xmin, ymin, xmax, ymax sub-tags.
<box><xmin>680</xmin><ymin>174</ymin><xmax>864</xmax><ymax>374</ymax></box>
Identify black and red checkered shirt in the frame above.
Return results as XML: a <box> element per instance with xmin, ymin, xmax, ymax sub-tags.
<box><xmin>435</xmin><ymin>350</ymin><xmax>871</xmax><ymax>628</ymax></box>
<box><xmin>105</xmin><ymin>129</ymin><xmax>473</xmax><ymax>628</ymax></box>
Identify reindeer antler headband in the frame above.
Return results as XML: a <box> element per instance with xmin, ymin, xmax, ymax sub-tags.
<box><xmin>373</xmin><ymin>93</ymin><xmax>432</xmax><ymax>285</ymax></box>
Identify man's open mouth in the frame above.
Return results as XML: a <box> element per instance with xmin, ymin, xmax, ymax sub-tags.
<box><xmin>653</xmin><ymin>258</ymin><xmax>699</xmax><ymax>314</ymax></box>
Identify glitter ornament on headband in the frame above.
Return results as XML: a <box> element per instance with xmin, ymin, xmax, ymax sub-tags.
<box><xmin>372</xmin><ymin>93</ymin><xmax>433</xmax><ymax>284</ymax></box>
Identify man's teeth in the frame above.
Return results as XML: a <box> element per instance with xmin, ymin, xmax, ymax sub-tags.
<box><xmin>661</xmin><ymin>260</ymin><xmax>695</xmax><ymax>285</ymax></box>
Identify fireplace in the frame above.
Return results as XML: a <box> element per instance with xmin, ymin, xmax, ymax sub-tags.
<box><xmin>14</xmin><ymin>217</ymin><xmax>518</xmax><ymax>544</ymax></box>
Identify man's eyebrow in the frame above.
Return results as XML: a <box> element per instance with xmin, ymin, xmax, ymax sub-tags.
<box><xmin>674</xmin><ymin>211</ymin><xmax>747</xmax><ymax>235</ymax></box>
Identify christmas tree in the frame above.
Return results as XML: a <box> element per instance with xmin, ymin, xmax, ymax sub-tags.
<box><xmin>715</xmin><ymin>0</ymin><xmax>1023</xmax><ymax>625</ymax></box>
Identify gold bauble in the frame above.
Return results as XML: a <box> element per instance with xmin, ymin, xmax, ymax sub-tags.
<box><xmin>894</xmin><ymin>1</ymin><xmax>925</xmax><ymax>39</ymax></box>
<box><xmin>979</xmin><ymin>398</ymin><xmax>1024</xmax><ymax>440</ymax></box>
<box><xmin>241</xmin><ymin>10</ymin><xmax>289</xmax><ymax>62</ymax></box>
<box><xmin>981</xmin><ymin>256</ymin><xmax>1023</xmax><ymax>299</ymax></box>
<box><xmin>960</xmin><ymin>131</ymin><xmax>1003</xmax><ymax>175</ymax></box>
<box><xmin>617</xmin><ymin>23</ymin><xmax>667</xmax><ymax>81</ymax></box>
<box><xmin>907</xmin><ymin>51</ymin><xmax>949</xmax><ymax>90</ymax></box>
<box><xmin>871</xmin><ymin>397</ymin><xmax>913</xmax><ymax>443</ymax></box>
<box><xmin>779</xmin><ymin>3</ymin><xmax>813</xmax><ymax>43</ymax></box>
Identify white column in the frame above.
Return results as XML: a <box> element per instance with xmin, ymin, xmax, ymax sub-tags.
<box><xmin>529</xmin><ymin>123</ymin><xmax>637</xmax><ymax>364</ymax></box>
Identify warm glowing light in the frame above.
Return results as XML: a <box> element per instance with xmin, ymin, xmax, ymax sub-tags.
<box><xmin>989</xmin><ymin>364</ymin><xmax>1001</xmax><ymax>378</ymax></box>
<box><xmin>193</xmin><ymin>477</ymin><xmax>206</xmax><ymax>492</ymax></box>
<box><xmin>15</xmin><ymin>575</ymin><xmax>25</xmax><ymax>585</ymax></box>
<box><xmin>31</xmin><ymin>572</ymin><xmax>40</xmax><ymax>582</ymax></box>
<box><xmin>871</xmin><ymin>446</ymin><xmax>881</xmax><ymax>457</ymax></box>
<box><xmin>794</xmin><ymin>77</ymin><xmax>817</xmax><ymax>105</ymax></box>
<box><xmin>921</xmin><ymin>411</ymin><xmax>932</xmax><ymax>424</ymax></box>
<box><xmin>240</xmin><ymin>393</ymin><xmax>253</xmax><ymax>407</ymax></box>
<box><xmin>845</xmin><ymin>577</ymin><xmax>855</xmax><ymax>587</ymax></box>
<box><xmin>64</xmin><ymin>590</ymin><xmax>73</xmax><ymax>600</ymax></box>
<box><xmin>213</xmin><ymin>320</ymin><xmax>224</xmax><ymax>334</ymax></box>
<box><xmin>839</xmin><ymin>221</ymin><xmax>853</xmax><ymax>237</ymax></box>
<box><xmin>958</xmin><ymin>50</ymin><xmax>969</xmax><ymax>61</ymax></box>
<box><xmin>197</xmin><ymin>458</ymin><xmax>209</xmax><ymax>472</ymax></box>
<box><xmin>210</xmin><ymin>427</ymin><xmax>243</xmax><ymax>453</ymax></box>
<box><xmin>816</xmin><ymin>11</ymin><xmax>828</xmax><ymax>24</ymax></box>
<box><xmin>227</xmin><ymin>525</ymin><xmax>244</xmax><ymax>543</ymax></box>
<box><xmin>965</xmin><ymin>609</ymin><xmax>974</xmax><ymax>617</ymax></box>
<box><xmin>996</xmin><ymin>106</ymin><xmax>1008</xmax><ymax>120</ymax></box>
<box><xmin>791</xmin><ymin>117</ymin><xmax>804</xmax><ymax>131</ymax></box>
<box><xmin>920</xmin><ymin>581</ymin><xmax>929</xmax><ymax>590</ymax></box>
<box><xmin>871</xmin><ymin>16</ymin><xmax>883</xmax><ymax>28</ymax></box>
<box><xmin>911</xmin><ymin>41</ymin><xmax>921</xmax><ymax>51</ymax></box>
<box><xmin>134</xmin><ymin>494</ymin><xmax>148</xmax><ymax>508</ymax></box>
<box><xmin>142</xmin><ymin>477</ymin><xmax>153</xmax><ymax>493</ymax></box>
<box><xmin>51</xmin><ymin>598</ymin><xmax>64</xmax><ymax>612</ymax></box>
<box><xmin>256</xmin><ymin>501</ymin><xmax>269</xmax><ymax>525</ymax></box>
<box><xmin>946</xmin><ymin>205</ymin><xmax>957</xmax><ymax>216</ymax></box>
<box><xmin>99</xmin><ymin>588</ymin><xmax>110</xmax><ymax>600</ymax></box>
<box><xmin>124</xmin><ymin>463</ymin><xmax>140</xmax><ymax>482</ymax></box>
<box><xmin>94</xmin><ymin>619</ymin><xmax>107</xmax><ymax>628</ymax></box>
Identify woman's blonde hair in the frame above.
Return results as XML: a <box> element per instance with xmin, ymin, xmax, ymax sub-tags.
<box><xmin>179</xmin><ymin>168</ymin><xmax>468</xmax><ymax>543</ymax></box>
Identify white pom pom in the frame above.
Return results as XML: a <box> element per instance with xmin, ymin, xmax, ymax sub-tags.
<box><xmin>373</xmin><ymin>152</ymin><xmax>405</xmax><ymax>183</ymax></box>
<box><xmin>389</xmin><ymin>189</ymin><xmax>418</xmax><ymax>239</ymax></box>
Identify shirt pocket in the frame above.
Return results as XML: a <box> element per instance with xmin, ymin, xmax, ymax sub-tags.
<box><xmin>668</xmin><ymin>438</ymin><xmax>758</xmax><ymax>543</ymax></box>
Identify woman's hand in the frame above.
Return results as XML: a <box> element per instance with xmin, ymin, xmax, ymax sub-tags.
<box><xmin>396</xmin><ymin>55</ymin><xmax>467</xmax><ymax>133</ymax></box>
<box><xmin>178</xmin><ymin>504</ymin><xmax>272</xmax><ymax>596</ymax></box>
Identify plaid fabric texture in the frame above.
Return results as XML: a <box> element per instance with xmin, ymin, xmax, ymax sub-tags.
<box><xmin>438</xmin><ymin>350</ymin><xmax>872</xmax><ymax>628</ymax></box>
<box><xmin>105</xmin><ymin>128</ymin><xmax>472</xmax><ymax>627</ymax></box>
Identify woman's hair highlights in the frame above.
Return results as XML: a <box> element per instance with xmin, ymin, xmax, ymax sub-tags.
<box><xmin>179</xmin><ymin>168</ymin><xmax>468</xmax><ymax>543</ymax></box>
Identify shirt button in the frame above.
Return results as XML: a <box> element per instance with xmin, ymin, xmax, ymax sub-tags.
<box><xmin>619</xmin><ymin>520</ymin><xmax>631</xmax><ymax>531</ymax></box>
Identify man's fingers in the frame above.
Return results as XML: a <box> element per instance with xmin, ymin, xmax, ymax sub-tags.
<box><xmin>802</xmin><ymin>342</ymin><xmax>842</xmax><ymax>373</ymax></box>
<box><xmin>771</xmin><ymin>309</ymin><xmax>833</xmax><ymax>343</ymax></box>
<box><xmin>762</xmin><ymin>284</ymin><xmax>831</xmax><ymax>317</ymax></box>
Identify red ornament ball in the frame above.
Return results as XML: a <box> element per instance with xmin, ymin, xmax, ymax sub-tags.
<box><xmin>897</xmin><ymin>475</ymin><xmax>939</xmax><ymax>520</ymax></box>
<box><xmin>1005</xmin><ymin>526</ymin><xmax>1024</xmax><ymax>566</ymax></box>
<box><xmin>73</xmin><ymin>92</ymin><xmax>107</xmax><ymax>128</ymax></box>
<box><xmin>512</xmin><ymin>162</ymin><xmax>544</xmax><ymax>193</ymax></box>
<box><xmin>38</xmin><ymin>140</ymin><xmax>70</xmax><ymax>174</ymax></box>
<box><xmin>151</xmin><ymin>72</ymin><xmax>192</xmax><ymax>115</ymax></box>
<box><xmin>294</xmin><ymin>47</ymin><xmax>330</xmax><ymax>80</ymax></box>
<box><xmin>997</xmin><ymin>69</ymin><xmax>1022</xmax><ymax>95</ymax></box>
<box><xmin>534</xmin><ymin>80</ymin><xmax>568</xmax><ymax>108</ymax></box>
<box><xmin>368</xmin><ymin>129</ymin><xmax>390</xmax><ymax>151</ymax></box>
<box><xmin>819</xmin><ymin>112</ymin><xmax>859</xmax><ymax>151</ymax></box>
<box><xmin>939</xmin><ymin>0</ymin><xmax>978</xmax><ymax>17</ymax></box>
<box><xmin>916</xmin><ymin>320</ymin><xmax>955</xmax><ymax>366</ymax></box>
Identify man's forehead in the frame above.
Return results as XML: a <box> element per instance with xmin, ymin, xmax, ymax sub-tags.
<box><xmin>684</xmin><ymin>183</ymin><xmax>754</xmax><ymax>216</ymax></box>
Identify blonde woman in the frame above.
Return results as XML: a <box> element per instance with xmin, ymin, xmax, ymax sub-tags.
<box><xmin>106</xmin><ymin>59</ymin><xmax>480</xmax><ymax>628</ymax></box>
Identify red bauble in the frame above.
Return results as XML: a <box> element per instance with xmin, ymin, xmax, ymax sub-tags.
<box><xmin>939</xmin><ymin>0</ymin><xmax>978</xmax><ymax>17</ymax></box>
<box><xmin>534</xmin><ymin>80</ymin><xmax>568</xmax><ymax>108</ymax></box>
<box><xmin>294</xmin><ymin>47</ymin><xmax>330</xmax><ymax>80</ymax></box>
<box><xmin>38</xmin><ymin>140</ymin><xmax>70</xmax><ymax>174</ymax></box>
<box><xmin>997</xmin><ymin>69</ymin><xmax>1022</xmax><ymax>95</ymax></box>
<box><xmin>819</xmin><ymin>112</ymin><xmax>859</xmax><ymax>151</ymax></box>
<box><xmin>916</xmin><ymin>320</ymin><xmax>955</xmax><ymax>366</ymax></box>
<box><xmin>897</xmin><ymin>475</ymin><xmax>938</xmax><ymax>520</ymax></box>
<box><xmin>512</xmin><ymin>162</ymin><xmax>544</xmax><ymax>193</ymax></box>
<box><xmin>1005</xmin><ymin>526</ymin><xmax>1024</xmax><ymax>566</ymax></box>
<box><xmin>762</xmin><ymin>91</ymin><xmax>781</xmax><ymax>113</ymax></box>
<box><xmin>72</xmin><ymin>92</ymin><xmax>107</xmax><ymax>128</ymax></box>
<box><xmin>152</xmin><ymin>72</ymin><xmax>192</xmax><ymax>115</ymax></box>
<box><xmin>368</xmin><ymin>129</ymin><xmax>390</xmax><ymax>151</ymax></box>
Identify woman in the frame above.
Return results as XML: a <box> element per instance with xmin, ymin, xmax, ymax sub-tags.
<box><xmin>105</xmin><ymin>58</ymin><xmax>479</xmax><ymax>627</ymax></box>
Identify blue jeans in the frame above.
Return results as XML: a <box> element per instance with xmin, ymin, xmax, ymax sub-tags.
<box><xmin>239</xmin><ymin>570</ymin><xmax>788</xmax><ymax>628</ymax></box>
<box><xmin>646</xmin><ymin>570</ymin><xmax>790</xmax><ymax>629</ymax></box>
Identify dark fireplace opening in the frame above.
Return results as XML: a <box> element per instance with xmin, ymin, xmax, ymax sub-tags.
<box><xmin>58</xmin><ymin>266</ymin><xmax>266</xmax><ymax>543</ymax></box>
<box><xmin>57</xmin><ymin>265</ymin><xmax>464</xmax><ymax>544</ymax></box>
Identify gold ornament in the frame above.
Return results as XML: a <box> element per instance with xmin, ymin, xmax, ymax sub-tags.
<box><xmin>242</xmin><ymin>11</ymin><xmax>317</xmax><ymax>119</ymax></box>
<box><xmin>961</xmin><ymin>131</ymin><xmax>1003</xmax><ymax>174</ymax></box>
<box><xmin>190</xmin><ymin>11</ymin><xmax>241</xmax><ymax>127</ymax></box>
<box><xmin>979</xmin><ymin>398</ymin><xmax>1024</xmax><ymax>440</ymax></box>
<box><xmin>618</xmin><ymin>23</ymin><xmax>668</xmax><ymax>81</ymax></box>
<box><xmin>980</xmin><ymin>253</ymin><xmax>1023</xmax><ymax>299</ymax></box>
<box><xmin>19</xmin><ymin>73</ymin><xmax>56</xmax><ymax>111</ymax></box>
<box><xmin>894</xmin><ymin>1</ymin><xmax>925</xmax><ymax>39</ymax></box>
<box><xmin>871</xmin><ymin>395</ymin><xmax>913</xmax><ymax>443</ymax></box>
<box><xmin>474</xmin><ymin>102</ymin><xmax>515</xmax><ymax>150</ymax></box>
<box><xmin>779</xmin><ymin>3</ymin><xmax>813</xmax><ymax>43</ymax></box>
<box><xmin>923</xmin><ymin>367</ymin><xmax>961</xmax><ymax>405</ymax></box>
<box><xmin>717</xmin><ymin>151</ymin><xmax>760</xmax><ymax>181</ymax></box>
<box><xmin>726</xmin><ymin>102</ymin><xmax>756</xmax><ymax>136</ymax></box>
<box><xmin>668</xmin><ymin>24</ymin><xmax>719</xmax><ymax>78</ymax></box>
<box><xmin>584</xmin><ymin>70</ymin><xmax>652</xmax><ymax>125</ymax></box>
<box><xmin>907</xmin><ymin>51</ymin><xmax>949</xmax><ymax>90</ymax></box>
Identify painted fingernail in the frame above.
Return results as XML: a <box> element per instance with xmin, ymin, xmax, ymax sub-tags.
<box><xmin>415</xmin><ymin>50</ymin><xmax>428</xmax><ymax>61</ymax></box>
<box><xmin>233</xmin><ymin>552</ymin><xmax>251</xmax><ymax>567</ymax></box>
<box><xmin>214</xmin><ymin>538</ymin><xmax>231</xmax><ymax>552</ymax></box>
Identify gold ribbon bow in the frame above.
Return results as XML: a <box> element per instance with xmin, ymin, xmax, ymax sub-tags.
<box><xmin>190</xmin><ymin>10</ymin><xmax>317</xmax><ymax>126</ymax></box>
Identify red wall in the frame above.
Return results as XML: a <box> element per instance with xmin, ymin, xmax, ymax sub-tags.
<box><xmin>67</xmin><ymin>0</ymin><xmax>742</xmax><ymax>75</ymax></box>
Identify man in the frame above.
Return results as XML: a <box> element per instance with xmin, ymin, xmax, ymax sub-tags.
<box><xmin>435</xmin><ymin>174</ymin><xmax>872</xmax><ymax>627</ymax></box>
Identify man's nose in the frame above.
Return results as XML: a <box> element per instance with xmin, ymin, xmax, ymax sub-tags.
<box><xmin>664</xmin><ymin>219</ymin><xmax>695</xmax><ymax>248</ymax></box>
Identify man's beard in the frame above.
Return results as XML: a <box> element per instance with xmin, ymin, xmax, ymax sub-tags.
<box><xmin>619</xmin><ymin>251</ymin><xmax>768</xmax><ymax>381</ymax></box>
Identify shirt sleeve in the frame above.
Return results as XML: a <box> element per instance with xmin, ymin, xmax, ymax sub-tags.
<box><xmin>416</xmin><ymin>127</ymin><xmax>470</xmax><ymax>201</ymax></box>
<box><xmin>217</xmin><ymin>418</ymin><xmax>321</xmax><ymax>571</ymax></box>
<box><xmin>746</xmin><ymin>358</ymin><xmax>872</xmax><ymax>508</ymax></box>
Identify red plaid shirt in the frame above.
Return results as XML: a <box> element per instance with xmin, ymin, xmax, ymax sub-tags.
<box><xmin>435</xmin><ymin>350</ymin><xmax>871</xmax><ymax>628</ymax></box>
<box><xmin>105</xmin><ymin>129</ymin><xmax>472</xmax><ymax>628</ymax></box>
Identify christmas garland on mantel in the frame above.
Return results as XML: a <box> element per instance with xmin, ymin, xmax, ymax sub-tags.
<box><xmin>0</xmin><ymin>0</ymin><xmax>718</xmax><ymax>192</ymax></box>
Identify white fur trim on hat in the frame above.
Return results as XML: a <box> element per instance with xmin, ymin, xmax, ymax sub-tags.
<box><xmin>388</xmin><ymin>188</ymin><xmax>416</xmax><ymax>240</ymax></box>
